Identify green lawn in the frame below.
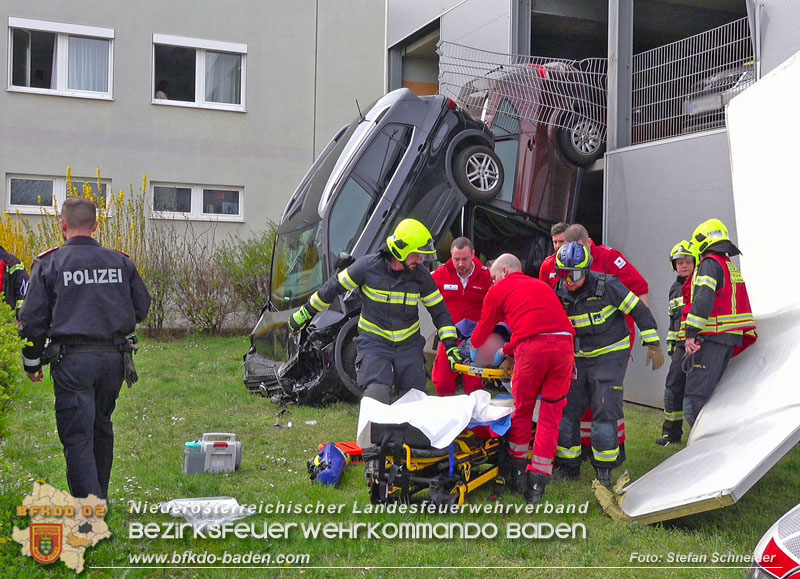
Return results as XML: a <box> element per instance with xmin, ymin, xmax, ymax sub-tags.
<box><xmin>1</xmin><ymin>334</ymin><xmax>797</xmax><ymax>578</ymax></box>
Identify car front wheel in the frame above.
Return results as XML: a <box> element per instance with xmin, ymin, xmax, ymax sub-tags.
<box><xmin>557</xmin><ymin>114</ymin><xmax>606</xmax><ymax>167</ymax></box>
<box><xmin>452</xmin><ymin>145</ymin><xmax>504</xmax><ymax>202</ymax></box>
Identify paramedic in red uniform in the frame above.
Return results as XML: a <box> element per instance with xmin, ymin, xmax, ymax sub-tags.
<box><xmin>538</xmin><ymin>222</ymin><xmax>569</xmax><ymax>285</ymax></box>
<box><xmin>431</xmin><ymin>237</ymin><xmax>492</xmax><ymax>396</ymax></box>
<box><xmin>470</xmin><ymin>253</ymin><xmax>575</xmax><ymax>505</ymax></box>
<box><xmin>564</xmin><ymin>223</ymin><xmax>650</xmax><ymax>456</ymax></box>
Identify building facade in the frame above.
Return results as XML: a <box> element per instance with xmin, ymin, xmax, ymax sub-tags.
<box><xmin>1</xmin><ymin>0</ymin><xmax>385</xmax><ymax>238</ymax></box>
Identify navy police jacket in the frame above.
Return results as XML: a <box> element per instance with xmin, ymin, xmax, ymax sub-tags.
<box><xmin>19</xmin><ymin>236</ymin><xmax>151</xmax><ymax>370</ymax></box>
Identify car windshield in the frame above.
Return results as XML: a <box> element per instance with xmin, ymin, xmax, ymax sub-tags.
<box><xmin>270</xmin><ymin>223</ymin><xmax>324</xmax><ymax>310</ymax></box>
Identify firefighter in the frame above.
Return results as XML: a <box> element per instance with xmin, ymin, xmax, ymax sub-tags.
<box><xmin>564</xmin><ymin>223</ymin><xmax>651</xmax><ymax>461</ymax></box>
<box><xmin>288</xmin><ymin>219</ymin><xmax>460</xmax><ymax>404</ymax></box>
<box><xmin>431</xmin><ymin>237</ymin><xmax>492</xmax><ymax>396</ymax></box>
<box><xmin>471</xmin><ymin>253</ymin><xmax>575</xmax><ymax>504</ymax></box>
<box><xmin>657</xmin><ymin>240</ymin><xmax>697</xmax><ymax>445</ymax></box>
<box><xmin>0</xmin><ymin>245</ymin><xmax>29</xmax><ymax>314</ymax></box>
<box><xmin>537</xmin><ymin>222</ymin><xmax>569</xmax><ymax>285</ymax></box>
<box><xmin>681</xmin><ymin>218</ymin><xmax>756</xmax><ymax>426</ymax></box>
<box><xmin>553</xmin><ymin>242</ymin><xmax>664</xmax><ymax>488</ymax></box>
<box><xmin>18</xmin><ymin>198</ymin><xmax>151</xmax><ymax>499</ymax></box>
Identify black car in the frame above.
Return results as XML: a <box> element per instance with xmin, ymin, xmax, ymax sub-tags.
<box><xmin>244</xmin><ymin>88</ymin><xmax>511</xmax><ymax>404</ymax></box>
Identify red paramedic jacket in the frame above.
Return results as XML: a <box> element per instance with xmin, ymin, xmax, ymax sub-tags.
<box><xmin>432</xmin><ymin>257</ymin><xmax>492</xmax><ymax>325</ymax></box>
<box><xmin>540</xmin><ymin>239</ymin><xmax>649</xmax><ymax>297</ymax></box>
<box><xmin>472</xmin><ymin>271</ymin><xmax>574</xmax><ymax>356</ymax></box>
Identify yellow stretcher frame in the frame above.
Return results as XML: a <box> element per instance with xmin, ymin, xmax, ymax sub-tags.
<box><xmin>452</xmin><ymin>362</ymin><xmax>512</xmax><ymax>380</ymax></box>
<box><xmin>367</xmin><ymin>430</ymin><xmax>505</xmax><ymax>506</ymax></box>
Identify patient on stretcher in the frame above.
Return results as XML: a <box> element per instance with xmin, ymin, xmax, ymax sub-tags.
<box><xmin>456</xmin><ymin>320</ymin><xmax>511</xmax><ymax>367</ymax></box>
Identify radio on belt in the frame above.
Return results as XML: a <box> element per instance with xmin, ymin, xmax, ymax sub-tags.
<box><xmin>183</xmin><ymin>433</ymin><xmax>243</xmax><ymax>474</ymax></box>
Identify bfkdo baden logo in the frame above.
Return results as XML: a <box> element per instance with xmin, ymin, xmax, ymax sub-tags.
<box><xmin>12</xmin><ymin>482</ymin><xmax>112</xmax><ymax>573</ymax></box>
<box><xmin>31</xmin><ymin>523</ymin><xmax>63</xmax><ymax>564</ymax></box>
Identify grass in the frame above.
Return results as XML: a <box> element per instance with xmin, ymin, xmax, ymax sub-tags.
<box><xmin>1</xmin><ymin>334</ymin><xmax>797</xmax><ymax>578</ymax></box>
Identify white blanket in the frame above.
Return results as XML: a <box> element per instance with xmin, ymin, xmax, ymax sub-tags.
<box><xmin>356</xmin><ymin>390</ymin><xmax>514</xmax><ymax>450</ymax></box>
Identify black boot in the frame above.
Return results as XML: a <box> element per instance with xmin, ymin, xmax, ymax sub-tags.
<box><xmin>595</xmin><ymin>467</ymin><xmax>613</xmax><ymax>489</ymax></box>
<box><xmin>508</xmin><ymin>458</ymin><xmax>529</xmax><ymax>494</ymax></box>
<box><xmin>553</xmin><ymin>464</ymin><xmax>581</xmax><ymax>481</ymax></box>
<box><xmin>525</xmin><ymin>471</ymin><xmax>549</xmax><ymax>505</ymax></box>
<box><xmin>656</xmin><ymin>433</ymin><xmax>681</xmax><ymax>446</ymax></box>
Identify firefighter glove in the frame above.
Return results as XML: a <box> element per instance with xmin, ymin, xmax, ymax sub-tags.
<box><xmin>446</xmin><ymin>346</ymin><xmax>463</xmax><ymax>370</ymax></box>
<box><xmin>667</xmin><ymin>340</ymin><xmax>676</xmax><ymax>357</ymax></box>
<box><xmin>288</xmin><ymin>304</ymin><xmax>315</xmax><ymax>334</ymax></box>
<box><xmin>645</xmin><ymin>344</ymin><xmax>665</xmax><ymax>371</ymax></box>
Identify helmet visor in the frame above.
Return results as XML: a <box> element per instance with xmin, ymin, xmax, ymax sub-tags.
<box><xmin>556</xmin><ymin>268</ymin><xmax>586</xmax><ymax>282</ymax></box>
<box><xmin>416</xmin><ymin>239</ymin><xmax>437</xmax><ymax>254</ymax></box>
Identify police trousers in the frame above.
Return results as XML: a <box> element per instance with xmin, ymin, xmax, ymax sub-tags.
<box><xmin>557</xmin><ymin>354</ymin><xmax>627</xmax><ymax>469</ymax></box>
<box><xmin>662</xmin><ymin>344</ymin><xmax>687</xmax><ymax>439</ymax></box>
<box><xmin>51</xmin><ymin>351</ymin><xmax>124</xmax><ymax>499</ymax></box>
<box><xmin>355</xmin><ymin>333</ymin><xmax>426</xmax><ymax>404</ymax></box>
<box><xmin>683</xmin><ymin>339</ymin><xmax>734</xmax><ymax>426</ymax></box>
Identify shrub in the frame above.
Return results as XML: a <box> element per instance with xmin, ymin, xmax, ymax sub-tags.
<box><xmin>0</xmin><ymin>301</ymin><xmax>25</xmax><ymax>440</ymax></box>
<box><xmin>216</xmin><ymin>221</ymin><xmax>278</xmax><ymax>318</ymax></box>
<box><xmin>171</xmin><ymin>223</ymin><xmax>238</xmax><ymax>334</ymax></box>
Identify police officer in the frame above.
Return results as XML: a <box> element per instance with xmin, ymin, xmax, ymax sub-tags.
<box><xmin>288</xmin><ymin>218</ymin><xmax>460</xmax><ymax>404</ymax></box>
<box><xmin>553</xmin><ymin>242</ymin><xmax>664</xmax><ymax>489</ymax></box>
<box><xmin>19</xmin><ymin>198</ymin><xmax>151</xmax><ymax>500</ymax></box>
<box><xmin>1</xmin><ymin>244</ymin><xmax>29</xmax><ymax>313</ymax></box>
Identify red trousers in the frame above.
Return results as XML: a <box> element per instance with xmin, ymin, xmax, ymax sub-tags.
<box><xmin>507</xmin><ymin>335</ymin><xmax>574</xmax><ymax>476</ymax></box>
<box><xmin>580</xmin><ymin>316</ymin><xmax>633</xmax><ymax>447</ymax></box>
<box><xmin>432</xmin><ymin>343</ymin><xmax>483</xmax><ymax>396</ymax></box>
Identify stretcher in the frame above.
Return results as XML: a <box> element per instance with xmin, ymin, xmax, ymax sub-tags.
<box><xmin>452</xmin><ymin>362</ymin><xmax>512</xmax><ymax>380</ymax></box>
<box><xmin>364</xmin><ymin>424</ymin><xmax>506</xmax><ymax>506</ymax></box>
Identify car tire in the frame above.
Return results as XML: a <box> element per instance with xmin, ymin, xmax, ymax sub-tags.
<box><xmin>452</xmin><ymin>145</ymin><xmax>504</xmax><ymax>202</ymax></box>
<box><xmin>557</xmin><ymin>113</ymin><xmax>606</xmax><ymax>167</ymax></box>
<box><xmin>334</xmin><ymin>316</ymin><xmax>362</xmax><ymax>401</ymax></box>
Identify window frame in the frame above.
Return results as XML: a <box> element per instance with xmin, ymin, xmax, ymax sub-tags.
<box><xmin>150</xmin><ymin>182</ymin><xmax>244</xmax><ymax>222</ymax></box>
<box><xmin>7</xmin><ymin>17</ymin><xmax>114</xmax><ymax>100</ymax></box>
<box><xmin>6</xmin><ymin>173</ymin><xmax>112</xmax><ymax>214</ymax></box>
<box><xmin>151</xmin><ymin>34</ymin><xmax>246</xmax><ymax>112</ymax></box>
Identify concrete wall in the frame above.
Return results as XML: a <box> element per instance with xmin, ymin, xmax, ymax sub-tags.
<box><xmin>757</xmin><ymin>0</ymin><xmax>800</xmax><ymax>75</ymax></box>
<box><xmin>1</xmin><ymin>0</ymin><xmax>384</xmax><ymax>238</ymax></box>
<box><xmin>388</xmin><ymin>0</ymin><xmax>514</xmax><ymax>51</ymax></box>
<box><xmin>604</xmin><ymin>130</ymin><xmax>739</xmax><ymax>407</ymax></box>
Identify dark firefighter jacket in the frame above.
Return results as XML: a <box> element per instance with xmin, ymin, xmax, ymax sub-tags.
<box><xmin>311</xmin><ymin>252</ymin><xmax>457</xmax><ymax>347</ymax></box>
<box><xmin>555</xmin><ymin>271</ymin><xmax>660</xmax><ymax>360</ymax></box>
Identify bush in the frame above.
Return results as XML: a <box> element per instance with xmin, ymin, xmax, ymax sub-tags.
<box><xmin>216</xmin><ymin>221</ymin><xmax>278</xmax><ymax>318</ymax></box>
<box><xmin>171</xmin><ymin>223</ymin><xmax>238</xmax><ymax>334</ymax></box>
<box><xmin>0</xmin><ymin>302</ymin><xmax>25</xmax><ymax>440</ymax></box>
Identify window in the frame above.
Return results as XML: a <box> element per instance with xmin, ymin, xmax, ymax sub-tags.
<box><xmin>151</xmin><ymin>183</ymin><xmax>243</xmax><ymax>221</ymax></box>
<box><xmin>7</xmin><ymin>174</ymin><xmax>110</xmax><ymax>213</ymax></box>
<box><xmin>152</xmin><ymin>34</ymin><xmax>246</xmax><ymax>110</ymax></box>
<box><xmin>8</xmin><ymin>18</ymin><xmax>113</xmax><ymax>99</ymax></box>
<box><xmin>493</xmin><ymin>139</ymin><xmax>519</xmax><ymax>204</ymax></box>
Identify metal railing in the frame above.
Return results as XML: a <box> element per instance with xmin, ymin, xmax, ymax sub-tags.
<box><xmin>632</xmin><ymin>17</ymin><xmax>754</xmax><ymax>144</ymax></box>
<box><xmin>438</xmin><ymin>17</ymin><xmax>754</xmax><ymax>147</ymax></box>
<box><xmin>438</xmin><ymin>41</ymin><xmax>608</xmax><ymax>141</ymax></box>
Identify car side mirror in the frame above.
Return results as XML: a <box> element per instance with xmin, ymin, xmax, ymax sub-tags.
<box><xmin>335</xmin><ymin>252</ymin><xmax>355</xmax><ymax>272</ymax></box>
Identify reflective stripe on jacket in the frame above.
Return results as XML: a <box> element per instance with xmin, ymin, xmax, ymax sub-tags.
<box><xmin>314</xmin><ymin>252</ymin><xmax>456</xmax><ymax>344</ymax></box>
<box><xmin>556</xmin><ymin>272</ymin><xmax>659</xmax><ymax>359</ymax></box>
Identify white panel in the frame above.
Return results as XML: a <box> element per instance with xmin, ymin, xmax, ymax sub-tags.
<box><xmin>727</xmin><ymin>50</ymin><xmax>800</xmax><ymax>316</ymax></box>
<box><xmin>620</xmin><ymin>50</ymin><xmax>800</xmax><ymax>523</ymax></box>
